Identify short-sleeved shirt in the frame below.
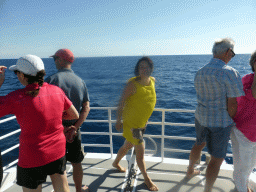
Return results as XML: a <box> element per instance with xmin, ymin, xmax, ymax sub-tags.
<box><xmin>0</xmin><ymin>83</ymin><xmax>72</xmax><ymax>168</ymax></box>
<box><xmin>194</xmin><ymin>58</ymin><xmax>244</xmax><ymax>128</ymax></box>
<box><xmin>45</xmin><ymin>68</ymin><xmax>90</xmax><ymax>126</ymax></box>
<box><xmin>234</xmin><ymin>73</ymin><xmax>256</xmax><ymax>141</ymax></box>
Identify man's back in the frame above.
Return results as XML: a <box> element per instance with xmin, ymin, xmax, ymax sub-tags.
<box><xmin>45</xmin><ymin>68</ymin><xmax>89</xmax><ymax>124</ymax></box>
<box><xmin>194</xmin><ymin>58</ymin><xmax>243</xmax><ymax>128</ymax></box>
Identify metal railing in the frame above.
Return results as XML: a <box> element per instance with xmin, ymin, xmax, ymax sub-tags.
<box><xmin>0</xmin><ymin>107</ymin><xmax>233</xmax><ymax>170</ymax></box>
<box><xmin>0</xmin><ymin>116</ymin><xmax>20</xmax><ymax>171</ymax></box>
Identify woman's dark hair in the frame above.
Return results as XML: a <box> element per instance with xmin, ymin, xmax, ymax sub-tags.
<box><xmin>134</xmin><ymin>57</ymin><xmax>154</xmax><ymax>76</ymax></box>
<box><xmin>250</xmin><ymin>51</ymin><xmax>256</xmax><ymax>72</ymax></box>
<box><xmin>15</xmin><ymin>70</ymin><xmax>46</xmax><ymax>97</ymax></box>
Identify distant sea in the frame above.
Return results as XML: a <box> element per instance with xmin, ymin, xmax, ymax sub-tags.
<box><xmin>0</xmin><ymin>54</ymin><xmax>252</xmax><ymax>166</ymax></box>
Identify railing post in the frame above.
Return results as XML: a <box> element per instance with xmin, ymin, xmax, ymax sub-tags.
<box><xmin>161</xmin><ymin>110</ymin><xmax>165</xmax><ymax>162</ymax></box>
<box><xmin>108</xmin><ymin>108</ymin><xmax>114</xmax><ymax>158</ymax></box>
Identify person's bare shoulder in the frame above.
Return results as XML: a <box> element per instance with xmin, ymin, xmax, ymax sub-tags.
<box><xmin>126</xmin><ymin>81</ymin><xmax>136</xmax><ymax>94</ymax></box>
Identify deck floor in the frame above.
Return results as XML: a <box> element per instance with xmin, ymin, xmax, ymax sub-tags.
<box><xmin>2</xmin><ymin>153</ymin><xmax>237</xmax><ymax>192</ymax></box>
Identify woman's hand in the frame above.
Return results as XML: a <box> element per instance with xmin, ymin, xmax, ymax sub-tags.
<box><xmin>0</xmin><ymin>66</ymin><xmax>7</xmax><ymax>87</ymax></box>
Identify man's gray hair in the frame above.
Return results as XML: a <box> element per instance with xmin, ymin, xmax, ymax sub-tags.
<box><xmin>250</xmin><ymin>50</ymin><xmax>256</xmax><ymax>72</ymax></box>
<box><xmin>212</xmin><ymin>38</ymin><xmax>235</xmax><ymax>56</ymax></box>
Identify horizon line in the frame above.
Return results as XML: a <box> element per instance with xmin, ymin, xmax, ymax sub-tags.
<box><xmin>0</xmin><ymin>53</ymin><xmax>251</xmax><ymax>60</ymax></box>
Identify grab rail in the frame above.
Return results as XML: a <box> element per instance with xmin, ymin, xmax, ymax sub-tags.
<box><xmin>0</xmin><ymin>107</ymin><xmax>233</xmax><ymax>170</ymax></box>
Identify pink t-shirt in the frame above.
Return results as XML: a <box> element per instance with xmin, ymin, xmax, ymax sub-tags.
<box><xmin>0</xmin><ymin>83</ymin><xmax>72</xmax><ymax>168</ymax></box>
<box><xmin>233</xmin><ymin>73</ymin><xmax>256</xmax><ymax>142</ymax></box>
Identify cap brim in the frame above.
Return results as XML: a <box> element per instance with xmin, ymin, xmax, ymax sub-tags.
<box><xmin>9</xmin><ymin>65</ymin><xmax>18</xmax><ymax>71</ymax></box>
<box><xmin>49</xmin><ymin>55</ymin><xmax>55</xmax><ymax>58</ymax></box>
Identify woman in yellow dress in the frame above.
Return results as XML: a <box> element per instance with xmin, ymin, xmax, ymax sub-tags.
<box><xmin>112</xmin><ymin>57</ymin><xmax>158</xmax><ymax>191</ymax></box>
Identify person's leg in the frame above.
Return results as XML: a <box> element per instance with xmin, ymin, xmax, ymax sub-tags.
<box><xmin>22</xmin><ymin>185</ymin><xmax>42</xmax><ymax>192</ymax></box>
<box><xmin>248</xmin><ymin>143</ymin><xmax>256</xmax><ymax>192</ymax></box>
<box><xmin>112</xmin><ymin>140</ymin><xmax>133</xmax><ymax>172</ymax></box>
<box><xmin>204</xmin><ymin>125</ymin><xmax>232</xmax><ymax>192</ymax></box>
<box><xmin>242</xmin><ymin>141</ymin><xmax>256</xmax><ymax>192</ymax></box>
<box><xmin>187</xmin><ymin>119</ymin><xmax>206</xmax><ymax>178</ymax></box>
<box><xmin>231</xmin><ymin>127</ymin><xmax>250</xmax><ymax>192</ymax></box>
<box><xmin>66</xmin><ymin>130</ymin><xmax>88</xmax><ymax>192</ymax></box>
<box><xmin>232</xmin><ymin>127</ymin><xmax>256</xmax><ymax>192</ymax></box>
<box><xmin>134</xmin><ymin>143</ymin><xmax>158</xmax><ymax>191</ymax></box>
<box><xmin>204</xmin><ymin>156</ymin><xmax>224</xmax><ymax>192</ymax></box>
<box><xmin>71</xmin><ymin>162</ymin><xmax>89</xmax><ymax>192</ymax></box>
<box><xmin>186</xmin><ymin>142</ymin><xmax>206</xmax><ymax>178</ymax></box>
<box><xmin>50</xmin><ymin>171</ymin><xmax>70</xmax><ymax>192</ymax></box>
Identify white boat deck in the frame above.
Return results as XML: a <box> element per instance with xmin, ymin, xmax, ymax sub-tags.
<box><xmin>2</xmin><ymin>153</ymin><xmax>236</xmax><ymax>192</ymax></box>
<box><xmin>0</xmin><ymin>107</ymin><xmax>252</xmax><ymax>191</ymax></box>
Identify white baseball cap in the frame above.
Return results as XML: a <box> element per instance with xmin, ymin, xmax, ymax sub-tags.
<box><xmin>9</xmin><ymin>55</ymin><xmax>45</xmax><ymax>76</ymax></box>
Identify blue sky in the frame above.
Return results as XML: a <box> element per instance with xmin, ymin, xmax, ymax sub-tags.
<box><xmin>1</xmin><ymin>0</ymin><xmax>256</xmax><ymax>59</ymax></box>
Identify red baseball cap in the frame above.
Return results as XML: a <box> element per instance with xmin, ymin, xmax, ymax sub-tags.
<box><xmin>51</xmin><ymin>49</ymin><xmax>74</xmax><ymax>63</ymax></box>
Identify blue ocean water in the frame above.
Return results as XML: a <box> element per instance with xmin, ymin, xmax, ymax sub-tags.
<box><xmin>0</xmin><ymin>54</ymin><xmax>252</xmax><ymax>166</ymax></box>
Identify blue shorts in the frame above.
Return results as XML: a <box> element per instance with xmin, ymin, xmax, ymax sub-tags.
<box><xmin>195</xmin><ymin>118</ymin><xmax>232</xmax><ymax>159</ymax></box>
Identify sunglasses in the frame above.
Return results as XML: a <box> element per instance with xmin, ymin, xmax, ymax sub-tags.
<box><xmin>14</xmin><ymin>70</ymin><xmax>19</xmax><ymax>75</ymax></box>
<box><xmin>53</xmin><ymin>56</ymin><xmax>59</xmax><ymax>61</ymax></box>
<box><xmin>230</xmin><ymin>49</ymin><xmax>235</xmax><ymax>58</ymax></box>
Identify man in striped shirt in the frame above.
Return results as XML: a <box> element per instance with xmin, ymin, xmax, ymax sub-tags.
<box><xmin>186</xmin><ymin>38</ymin><xmax>244</xmax><ymax>192</ymax></box>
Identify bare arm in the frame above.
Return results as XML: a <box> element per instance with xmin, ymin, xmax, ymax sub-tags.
<box><xmin>74</xmin><ymin>101</ymin><xmax>90</xmax><ymax>129</ymax></box>
<box><xmin>227</xmin><ymin>97</ymin><xmax>237</xmax><ymax>118</ymax></box>
<box><xmin>116</xmin><ymin>81</ymin><xmax>136</xmax><ymax>131</ymax></box>
<box><xmin>63</xmin><ymin>104</ymin><xmax>79</xmax><ymax>120</ymax></box>
<box><xmin>0</xmin><ymin>66</ymin><xmax>7</xmax><ymax>87</ymax></box>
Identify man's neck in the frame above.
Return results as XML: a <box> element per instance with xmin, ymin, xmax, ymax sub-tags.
<box><xmin>213</xmin><ymin>56</ymin><xmax>228</xmax><ymax>64</ymax></box>
<box><xmin>57</xmin><ymin>65</ymin><xmax>72</xmax><ymax>70</ymax></box>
